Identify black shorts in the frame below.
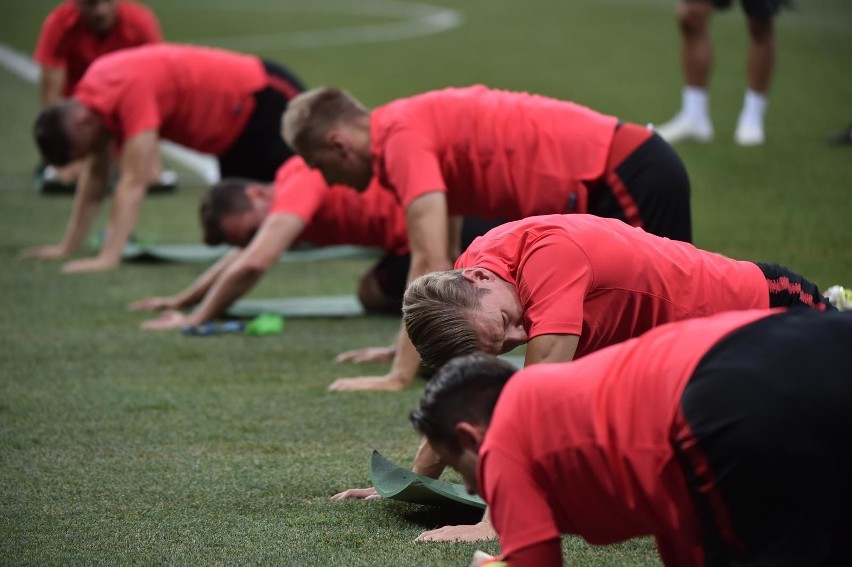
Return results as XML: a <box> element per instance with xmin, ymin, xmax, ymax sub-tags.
<box><xmin>217</xmin><ymin>60</ymin><xmax>305</xmax><ymax>182</ymax></box>
<box><xmin>687</xmin><ymin>0</ymin><xmax>789</xmax><ymax>20</ymax></box>
<box><xmin>587</xmin><ymin>131</ymin><xmax>693</xmax><ymax>243</ymax></box>
<box><xmin>754</xmin><ymin>261</ymin><xmax>835</xmax><ymax>311</ymax></box>
<box><xmin>674</xmin><ymin>309</ymin><xmax>852</xmax><ymax>565</ymax></box>
<box><xmin>371</xmin><ymin>216</ymin><xmax>506</xmax><ymax>300</ymax></box>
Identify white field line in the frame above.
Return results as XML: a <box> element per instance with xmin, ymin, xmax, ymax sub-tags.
<box><xmin>0</xmin><ymin>0</ymin><xmax>463</xmax><ymax>183</ymax></box>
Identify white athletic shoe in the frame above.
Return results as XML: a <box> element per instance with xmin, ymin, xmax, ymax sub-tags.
<box><xmin>824</xmin><ymin>285</ymin><xmax>852</xmax><ymax>311</ymax></box>
<box><xmin>655</xmin><ymin>113</ymin><xmax>714</xmax><ymax>144</ymax></box>
<box><xmin>734</xmin><ymin>121</ymin><xmax>765</xmax><ymax>146</ymax></box>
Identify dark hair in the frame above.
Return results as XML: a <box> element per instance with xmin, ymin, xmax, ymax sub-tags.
<box><xmin>410</xmin><ymin>354</ymin><xmax>517</xmax><ymax>453</ymax></box>
<box><xmin>199</xmin><ymin>178</ymin><xmax>255</xmax><ymax>245</ymax></box>
<box><xmin>34</xmin><ymin>103</ymin><xmax>73</xmax><ymax>166</ymax></box>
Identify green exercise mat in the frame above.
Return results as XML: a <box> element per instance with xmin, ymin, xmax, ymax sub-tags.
<box><xmin>370</xmin><ymin>450</ymin><xmax>486</xmax><ymax>509</ymax></box>
<box><xmin>117</xmin><ymin>243</ymin><xmax>382</xmax><ymax>264</ymax></box>
<box><xmin>227</xmin><ymin>295</ymin><xmax>365</xmax><ymax>318</ymax></box>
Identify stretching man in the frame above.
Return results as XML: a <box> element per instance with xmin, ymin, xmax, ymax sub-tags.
<box><xmin>23</xmin><ymin>43</ymin><xmax>304</xmax><ymax>273</ymax></box>
<box><xmin>412</xmin><ymin>308</ymin><xmax>852</xmax><ymax>565</ymax></box>
<box><xmin>656</xmin><ymin>0</ymin><xmax>789</xmax><ymax>146</ymax></box>
<box><xmin>282</xmin><ymin>85</ymin><xmax>692</xmax><ymax>391</ymax></box>
<box><xmin>336</xmin><ymin>214</ymin><xmax>840</xmax><ymax>542</ymax></box>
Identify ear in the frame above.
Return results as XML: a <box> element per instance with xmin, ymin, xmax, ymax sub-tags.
<box><xmin>326</xmin><ymin>130</ymin><xmax>348</xmax><ymax>155</ymax></box>
<box><xmin>461</xmin><ymin>267</ymin><xmax>492</xmax><ymax>284</ymax></box>
<box><xmin>455</xmin><ymin>421</ymin><xmax>486</xmax><ymax>453</ymax></box>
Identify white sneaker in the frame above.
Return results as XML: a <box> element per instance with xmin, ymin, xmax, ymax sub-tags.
<box><xmin>734</xmin><ymin>121</ymin><xmax>765</xmax><ymax>146</ymax></box>
<box><xmin>655</xmin><ymin>113</ymin><xmax>714</xmax><ymax>144</ymax></box>
<box><xmin>824</xmin><ymin>285</ymin><xmax>852</xmax><ymax>311</ymax></box>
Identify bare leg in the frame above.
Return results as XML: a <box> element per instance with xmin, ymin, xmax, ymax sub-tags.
<box><xmin>357</xmin><ymin>269</ymin><xmax>402</xmax><ymax>314</ymax></box>
<box><xmin>734</xmin><ymin>15</ymin><xmax>774</xmax><ymax>145</ymax></box>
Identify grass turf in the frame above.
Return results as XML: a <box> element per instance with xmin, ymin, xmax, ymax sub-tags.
<box><xmin>1</xmin><ymin>0</ymin><xmax>852</xmax><ymax>564</ymax></box>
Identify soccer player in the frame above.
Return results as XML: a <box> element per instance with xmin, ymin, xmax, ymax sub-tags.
<box><xmin>655</xmin><ymin>0</ymin><xmax>788</xmax><ymax>146</ymax></box>
<box><xmin>411</xmin><ymin>308</ymin><xmax>852</xmax><ymax>565</ymax></box>
<box><xmin>130</xmin><ymin>156</ymin><xmax>411</xmax><ymax>330</ymax></box>
<box><xmin>34</xmin><ymin>0</ymin><xmax>163</xmax><ymax>189</ymax></box>
<box><xmin>335</xmin><ymin>213</ymin><xmax>840</xmax><ymax>542</ymax></box>
<box><xmin>23</xmin><ymin>44</ymin><xmax>305</xmax><ymax>273</ymax></box>
<box><xmin>281</xmin><ymin>85</ymin><xmax>692</xmax><ymax>391</ymax></box>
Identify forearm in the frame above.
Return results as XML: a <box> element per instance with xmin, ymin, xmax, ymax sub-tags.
<box><xmin>172</xmin><ymin>249</ymin><xmax>243</xmax><ymax>308</ymax></box>
<box><xmin>59</xmin><ymin>162</ymin><xmax>109</xmax><ymax>253</ymax></box>
<box><xmin>185</xmin><ymin>262</ymin><xmax>265</xmax><ymax>325</ymax></box>
<box><xmin>98</xmin><ymin>179</ymin><xmax>147</xmax><ymax>265</ymax></box>
<box><xmin>39</xmin><ymin>68</ymin><xmax>65</xmax><ymax>108</ymax></box>
<box><xmin>412</xmin><ymin>437</ymin><xmax>446</xmax><ymax>478</ymax></box>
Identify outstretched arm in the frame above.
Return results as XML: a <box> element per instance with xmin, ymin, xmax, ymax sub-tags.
<box><xmin>63</xmin><ymin>131</ymin><xmax>159</xmax><ymax>273</ymax></box>
<box><xmin>142</xmin><ymin>214</ymin><xmax>306</xmax><ymax>330</ymax></box>
<box><xmin>130</xmin><ymin>248</ymin><xmax>243</xmax><ymax>312</ymax></box>
<box><xmin>327</xmin><ymin>192</ymin><xmax>453</xmax><ymax>392</ymax></box>
<box><xmin>39</xmin><ymin>66</ymin><xmax>65</xmax><ymax>108</ymax></box>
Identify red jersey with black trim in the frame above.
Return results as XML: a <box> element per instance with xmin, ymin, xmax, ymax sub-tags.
<box><xmin>455</xmin><ymin>214</ymin><xmax>769</xmax><ymax>358</ymax></box>
<box><xmin>369</xmin><ymin>85</ymin><xmax>618</xmax><ymax>217</ymax></box>
<box><xmin>73</xmin><ymin>44</ymin><xmax>267</xmax><ymax>155</ymax></box>
<box><xmin>270</xmin><ymin>157</ymin><xmax>408</xmax><ymax>254</ymax></box>
<box><xmin>479</xmin><ymin>309</ymin><xmax>778</xmax><ymax>566</ymax></box>
<box><xmin>34</xmin><ymin>0</ymin><xmax>162</xmax><ymax>96</ymax></box>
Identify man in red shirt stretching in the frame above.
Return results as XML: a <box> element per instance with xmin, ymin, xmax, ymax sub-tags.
<box><xmin>281</xmin><ymin>85</ymin><xmax>692</xmax><ymax>392</ymax></box>
<box><xmin>34</xmin><ymin>0</ymin><xmax>163</xmax><ymax>189</ymax></box>
<box><xmin>411</xmin><ymin>308</ymin><xmax>852</xmax><ymax>565</ymax></box>
<box><xmin>23</xmin><ymin>44</ymin><xmax>305</xmax><ymax>273</ymax></box>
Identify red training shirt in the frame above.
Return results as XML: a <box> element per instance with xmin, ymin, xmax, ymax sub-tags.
<box><xmin>479</xmin><ymin>309</ymin><xmax>778</xmax><ymax>566</ymax></box>
<box><xmin>369</xmin><ymin>85</ymin><xmax>618</xmax><ymax>217</ymax></box>
<box><xmin>34</xmin><ymin>0</ymin><xmax>162</xmax><ymax>96</ymax></box>
<box><xmin>455</xmin><ymin>214</ymin><xmax>769</xmax><ymax>358</ymax></box>
<box><xmin>270</xmin><ymin>157</ymin><xmax>409</xmax><ymax>254</ymax></box>
<box><xmin>73</xmin><ymin>44</ymin><xmax>268</xmax><ymax>155</ymax></box>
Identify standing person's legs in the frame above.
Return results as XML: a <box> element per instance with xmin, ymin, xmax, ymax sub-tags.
<box><xmin>674</xmin><ymin>310</ymin><xmax>852</xmax><ymax>564</ymax></box>
<box><xmin>656</xmin><ymin>0</ymin><xmax>717</xmax><ymax>143</ymax></box>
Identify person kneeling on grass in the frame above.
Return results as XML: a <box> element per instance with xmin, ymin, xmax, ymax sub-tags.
<box><xmin>334</xmin><ymin>213</ymin><xmax>846</xmax><ymax>542</ymax></box>
<box><xmin>413</xmin><ymin>308</ymin><xmax>852</xmax><ymax>566</ymax></box>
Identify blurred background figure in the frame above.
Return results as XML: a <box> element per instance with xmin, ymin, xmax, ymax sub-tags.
<box><xmin>655</xmin><ymin>0</ymin><xmax>790</xmax><ymax>146</ymax></box>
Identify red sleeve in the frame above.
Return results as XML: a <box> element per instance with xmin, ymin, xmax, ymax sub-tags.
<box><xmin>113</xmin><ymin>83</ymin><xmax>161</xmax><ymax>142</ymax></box>
<box><xmin>517</xmin><ymin>233</ymin><xmax>592</xmax><ymax>339</ymax></box>
<box><xmin>504</xmin><ymin>539</ymin><xmax>562</xmax><ymax>567</ymax></box>
<box><xmin>381</xmin><ymin>128</ymin><xmax>446</xmax><ymax>209</ymax></box>
<box><xmin>269</xmin><ymin>165</ymin><xmax>327</xmax><ymax>223</ymax></box>
<box><xmin>133</xmin><ymin>3</ymin><xmax>163</xmax><ymax>43</ymax></box>
<box><xmin>481</xmin><ymin>448</ymin><xmax>561</xmax><ymax>558</ymax></box>
<box><xmin>34</xmin><ymin>8</ymin><xmax>67</xmax><ymax>68</ymax></box>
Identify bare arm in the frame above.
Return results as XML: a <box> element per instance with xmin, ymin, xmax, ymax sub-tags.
<box><xmin>129</xmin><ymin>248</ymin><xmax>243</xmax><ymax>312</ymax></box>
<box><xmin>524</xmin><ymin>334</ymin><xmax>580</xmax><ymax>365</ymax></box>
<box><xmin>327</xmin><ymin>192</ymin><xmax>453</xmax><ymax>392</ymax></box>
<box><xmin>39</xmin><ymin>66</ymin><xmax>65</xmax><ymax>108</ymax></box>
<box><xmin>447</xmin><ymin>215</ymin><xmax>464</xmax><ymax>259</ymax></box>
<box><xmin>141</xmin><ymin>214</ymin><xmax>306</xmax><ymax>330</ymax></box>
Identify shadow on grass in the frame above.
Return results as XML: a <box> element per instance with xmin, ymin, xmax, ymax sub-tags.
<box><xmin>385</xmin><ymin>500</ymin><xmax>485</xmax><ymax>530</ymax></box>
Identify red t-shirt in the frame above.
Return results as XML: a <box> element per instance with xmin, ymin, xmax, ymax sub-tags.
<box><xmin>73</xmin><ymin>44</ymin><xmax>267</xmax><ymax>155</ymax></box>
<box><xmin>369</xmin><ymin>85</ymin><xmax>618</xmax><ymax>217</ymax></box>
<box><xmin>479</xmin><ymin>309</ymin><xmax>778</xmax><ymax>566</ymax></box>
<box><xmin>34</xmin><ymin>0</ymin><xmax>162</xmax><ymax>96</ymax></box>
<box><xmin>456</xmin><ymin>215</ymin><xmax>769</xmax><ymax>358</ymax></box>
<box><xmin>270</xmin><ymin>157</ymin><xmax>408</xmax><ymax>254</ymax></box>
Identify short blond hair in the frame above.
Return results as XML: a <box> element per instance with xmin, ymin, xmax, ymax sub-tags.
<box><xmin>403</xmin><ymin>270</ymin><xmax>486</xmax><ymax>369</ymax></box>
<box><xmin>281</xmin><ymin>87</ymin><xmax>369</xmax><ymax>154</ymax></box>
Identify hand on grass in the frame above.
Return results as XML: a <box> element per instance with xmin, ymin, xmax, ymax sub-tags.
<box><xmin>140</xmin><ymin>309</ymin><xmax>191</xmax><ymax>330</ymax></box>
<box><xmin>129</xmin><ymin>296</ymin><xmax>179</xmax><ymax>311</ymax></box>
<box><xmin>327</xmin><ymin>373</ymin><xmax>409</xmax><ymax>392</ymax></box>
<box><xmin>415</xmin><ymin>521</ymin><xmax>497</xmax><ymax>543</ymax></box>
<box><xmin>331</xmin><ymin>487</ymin><xmax>381</xmax><ymax>501</ymax></box>
<box><xmin>334</xmin><ymin>345</ymin><xmax>395</xmax><ymax>364</ymax></box>
<box><xmin>20</xmin><ymin>243</ymin><xmax>70</xmax><ymax>260</ymax></box>
<box><xmin>62</xmin><ymin>256</ymin><xmax>119</xmax><ymax>273</ymax></box>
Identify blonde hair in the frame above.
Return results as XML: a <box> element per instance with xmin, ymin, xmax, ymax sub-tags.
<box><xmin>281</xmin><ymin>87</ymin><xmax>369</xmax><ymax>155</ymax></box>
<box><xmin>403</xmin><ymin>270</ymin><xmax>485</xmax><ymax>369</ymax></box>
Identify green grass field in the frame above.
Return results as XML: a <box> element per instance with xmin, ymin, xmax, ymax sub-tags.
<box><xmin>1</xmin><ymin>0</ymin><xmax>851</xmax><ymax>564</ymax></box>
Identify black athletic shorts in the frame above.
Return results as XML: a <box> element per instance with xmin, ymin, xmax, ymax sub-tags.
<box><xmin>686</xmin><ymin>0</ymin><xmax>790</xmax><ymax>20</ymax></box>
<box><xmin>754</xmin><ymin>261</ymin><xmax>835</xmax><ymax>311</ymax></box>
<box><xmin>587</xmin><ymin>129</ymin><xmax>692</xmax><ymax>243</ymax></box>
<box><xmin>673</xmin><ymin>309</ymin><xmax>852</xmax><ymax>565</ymax></box>
<box><xmin>371</xmin><ymin>216</ymin><xmax>506</xmax><ymax>299</ymax></box>
<box><xmin>217</xmin><ymin>60</ymin><xmax>305</xmax><ymax>182</ymax></box>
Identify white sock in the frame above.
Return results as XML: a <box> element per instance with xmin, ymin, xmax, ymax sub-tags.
<box><xmin>739</xmin><ymin>89</ymin><xmax>768</xmax><ymax>126</ymax></box>
<box><xmin>682</xmin><ymin>86</ymin><xmax>710</xmax><ymax>123</ymax></box>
